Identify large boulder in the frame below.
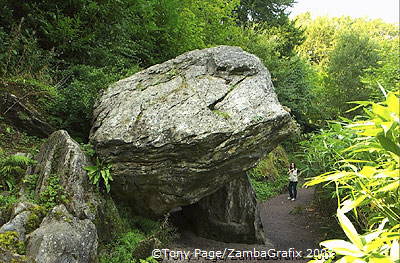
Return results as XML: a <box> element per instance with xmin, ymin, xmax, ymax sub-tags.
<box><xmin>90</xmin><ymin>45</ymin><xmax>297</xmax><ymax>217</ymax></box>
<box><xmin>27</xmin><ymin>205</ymin><xmax>98</xmax><ymax>263</ymax></box>
<box><xmin>183</xmin><ymin>173</ymin><xmax>266</xmax><ymax>244</ymax></box>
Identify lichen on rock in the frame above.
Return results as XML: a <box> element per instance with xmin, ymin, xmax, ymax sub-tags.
<box><xmin>90</xmin><ymin>45</ymin><xmax>297</xmax><ymax>218</ymax></box>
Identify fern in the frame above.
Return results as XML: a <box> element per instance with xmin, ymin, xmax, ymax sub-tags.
<box><xmin>0</xmin><ymin>153</ymin><xmax>36</xmax><ymax>191</ymax></box>
<box><xmin>84</xmin><ymin>158</ymin><xmax>113</xmax><ymax>193</ymax></box>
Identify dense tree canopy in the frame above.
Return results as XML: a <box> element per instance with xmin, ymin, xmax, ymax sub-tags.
<box><xmin>0</xmin><ymin>0</ymin><xmax>397</xmax><ymax>135</ymax></box>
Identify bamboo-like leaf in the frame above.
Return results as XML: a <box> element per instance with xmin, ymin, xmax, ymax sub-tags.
<box><xmin>386</xmin><ymin>93</ymin><xmax>399</xmax><ymax>117</ymax></box>
<box><xmin>358</xmin><ymin>128</ymin><xmax>382</xmax><ymax>137</ymax></box>
<box><xmin>94</xmin><ymin>173</ymin><xmax>100</xmax><ymax>185</ymax></box>
<box><xmin>84</xmin><ymin>166</ymin><xmax>97</xmax><ymax>172</ymax></box>
<box><xmin>337</xmin><ymin>210</ymin><xmax>364</xmax><ymax>249</ymax></box>
<box><xmin>372</xmin><ymin>104</ymin><xmax>391</xmax><ymax>121</ymax></box>
<box><xmin>358</xmin><ymin>166</ymin><xmax>377</xmax><ymax>178</ymax></box>
<box><xmin>341</xmin><ymin>196</ymin><xmax>367</xmax><ymax>213</ymax></box>
<box><xmin>369</xmin><ymin>256</ymin><xmax>394</xmax><ymax>263</ymax></box>
<box><xmin>390</xmin><ymin>239</ymin><xmax>399</xmax><ymax>261</ymax></box>
<box><xmin>363</xmin><ymin>230</ymin><xmax>384</xmax><ymax>244</ymax></box>
<box><xmin>337</xmin><ymin>256</ymin><xmax>365</xmax><ymax>263</ymax></box>
<box><xmin>376</xmin><ymin>181</ymin><xmax>400</xmax><ymax>192</ymax></box>
<box><xmin>338</xmin><ymin>159</ymin><xmax>370</xmax><ymax>163</ymax></box>
<box><xmin>377</xmin><ymin>134</ymin><xmax>400</xmax><ymax>156</ymax></box>
<box><xmin>320</xmin><ymin>240</ymin><xmax>365</xmax><ymax>257</ymax></box>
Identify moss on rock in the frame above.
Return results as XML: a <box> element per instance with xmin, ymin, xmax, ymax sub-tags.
<box><xmin>0</xmin><ymin>231</ymin><xmax>26</xmax><ymax>255</ymax></box>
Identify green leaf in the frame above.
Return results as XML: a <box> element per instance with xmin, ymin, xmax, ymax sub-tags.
<box><xmin>372</xmin><ymin>104</ymin><xmax>391</xmax><ymax>121</ymax></box>
<box><xmin>84</xmin><ymin>166</ymin><xmax>97</xmax><ymax>172</ymax></box>
<box><xmin>377</xmin><ymin>134</ymin><xmax>400</xmax><ymax>156</ymax></box>
<box><xmin>386</xmin><ymin>93</ymin><xmax>399</xmax><ymax>117</ymax></box>
<box><xmin>369</xmin><ymin>256</ymin><xmax>394</xmax><ymax>263</ymax></box>
<box><xmin>337</xmin><ymin>210</ymin><xmax>364</xmax><ymax>250</ymax></box>
<box><xmin>376</xmin><ymin>181</ymin><xmax>400</xmax><ymax>193</ymax></box>
<box><xmin>341</xmin><ymin>196</ymin><xmax>367</xmax><ymax>213</ymax></box>
<box><xmin>320</xmin><ymin>240</ymin><xmax>365</xmax><ymax>257</ymax></box>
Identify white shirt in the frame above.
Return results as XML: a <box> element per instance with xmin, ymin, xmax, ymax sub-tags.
<box><xmin>289</xmin><ymin>169</ymin><xmax>298</xmax><ymax>182</ymax></box>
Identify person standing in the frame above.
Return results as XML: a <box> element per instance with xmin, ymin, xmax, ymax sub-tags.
<box><xmin>287</xmin><ymin>163</ymin><xmax>298</xmax><ymax>201</ymax></box>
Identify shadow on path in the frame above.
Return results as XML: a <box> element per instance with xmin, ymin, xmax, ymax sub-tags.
<box><xmin>260</xmin><ymin>187</ymin><xmax>319</xmax><ymax>251</ymax></box>
<box><xmin>162</xmin><ymin>186</ymin><xmax>320</xmax><ymax>262</ymax></box>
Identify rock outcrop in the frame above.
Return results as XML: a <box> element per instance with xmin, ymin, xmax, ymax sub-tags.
<box><xmin>183</xmin><ymin>173</ymin><xmax>266</xmax><ymax>244</ymax></box>
<box><xmin>27</xmin><ymin>205</ymin><xmax>98</xmax><ymax>263</ymax></box>
<box><xmin>90</xmin><ymin>45</ymin><xmax>297</xmax><ymax>220</ymax></box>
<box><xmin>30</xmin><ymin>130</ymin><xmax>100</xmax><ymax>220</ymax></box>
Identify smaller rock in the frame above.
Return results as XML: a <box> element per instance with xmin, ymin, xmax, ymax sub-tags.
<box><xmin>0</xmin><ymin>247</ymin><xmax>34</xmax><ymax>263</ymax></box>
<box><xmin>27</xmin><ymin>205</ymin><xmax>98</xmax><ymax>263</ymax></box>
<box><xmin>11</xmin><ymin>202</ymin><xmax>36</xmax><ymax>218</ymax></box>
<box><xmin>0</xmin><ymin>211</ymin><xmax>31</xmax><ymax>241</ymax></box>
<box><xmin>132</xmin><ymin>237</ymin><xmax>162</xmax><ymax>260</ymax></box>
<box><xmin>31</xmin><ymin>130</ymin><xmax>101</xmax><ymax>220</ymax></box>
<box><xmin>0</xmin><ymin>202</ymin><xmax>44</xmax><ymax>242</ymax></box>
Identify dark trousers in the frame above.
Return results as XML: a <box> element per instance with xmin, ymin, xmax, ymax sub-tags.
<box><xmin>288</xmin><ymin>181</ymin><xmax>298</xmax><ymax>199</ymax></box>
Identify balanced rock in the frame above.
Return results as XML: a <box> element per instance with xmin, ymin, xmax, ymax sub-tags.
<box><xmin>90</xmin><ymin>46</ymin><xmax>296</xmax><ymax>217</ymax></box>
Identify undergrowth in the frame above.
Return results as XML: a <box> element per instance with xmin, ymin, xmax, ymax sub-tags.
<box><xmin>99</xmin><ymin>204</ymin><xmax>177</xmax><ymax>263</ymax></box>
<box><xmin>248</xmin><ymin>145</ymin><xmax>290</xmax><ymax>201</ymax></box>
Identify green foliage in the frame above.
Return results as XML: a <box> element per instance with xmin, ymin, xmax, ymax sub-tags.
<box><xmin>22</xmin><ymin>173</ymin><xmax>39</xmax><ymax>193</ymax></box>
<box><xmin>25</xmin><ymin>205</ymin><xmax>46</xmax><ymax>233</ymax></box>
<box><xmin>249</xmin><ymin>145</ymin><xmax>290</xmax><ymax>200</ymax></box>
<box><xmin>99</xmin><ymin>214</ymin><xmax>177</xmax><ymax>263</ymax></box>
<box><xmin>305</xmin><ymin>92</ymin><xmax>400</xmax><ymax>262</ymax></box>
<box><xmin>0</xmin><ymin>231</ymin><xmax>26</xmax><ymax>255</ymax></box>
<box><xmin>236</xmin><ymin>0</ymin><xmax>295</xmax><ymax>27</ymax></box>
<box><xmin>80</xmin><ymin>143</ymin><xmax>95</xmax><ymax>158</ymax></box>
<box><xmin>0</xmin><ymin>122</ymin><xmax>44</xmax><ymax>155</ymax></box>
<box><xmin>99</xmin><ymin>229</ymin><xmax>146</xmax><ymax>263</ymax></box>
<box><xmin>0</xmin><ymin>21</ymin><xmax>54</xmax><ymax>81</ymax></box>
<box><xmin>84</xmin><ymin>158</ymin><xmax>113</xmax><ymax>193</ymax></box>
<box><xmin>295</xmin><ymin>15</ymin><xmax>399</xmax><ymax>121</ymax></box>
<box><xmin>296</xmin><ymin>122</ymin><xmax>356</xmax><ymax>178</ymax></box>
<box><xmin>323</xmin><ymin>32</ymin><xmax>380</xmax><ymax>117</ymax></box>
<box><xmin>53</xmin><ymin>65</ymin><xmax>121</xmax><ymax>137</ymax></box>
<box><xmin>38</xmin><ymin>174</ymin><xmax>68</xmax><ymax>209</ymax></box>
<box><xmin>0</xmin><ymin>152</ymin><xmax>35</xmax><ymax>191</ymax></box>
<box><xmin>361</xmin><ymin>36</ymin><xmax>400</xmax><ymax>98</ymax></box>
<box><xmin>0</xmin><ymin>194</ymin><xmax>18</xmax><ymax>214</ymax></box>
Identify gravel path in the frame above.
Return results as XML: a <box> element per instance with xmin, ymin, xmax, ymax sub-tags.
<box><xmin>161</xmin><ymin>186</ymin><xmax>320</xmax><ymax>263</ymax></box>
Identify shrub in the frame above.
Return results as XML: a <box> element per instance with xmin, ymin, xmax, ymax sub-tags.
<box><xmin>0</xmin><ymin>152</ymin><xmax>35</xmax><ymax>191</ymax></box>
<box><xmin>37</xmin><ymin>174</ymin><xmax>68</xmax><ymax>209</ymax></box>
<box><xmin>306</xmin><ymin>91</ymin><xmax>400</xmax><ymax>262</ymax></box>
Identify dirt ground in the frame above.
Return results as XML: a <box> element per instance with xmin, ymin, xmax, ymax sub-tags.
<box><xmin>161</xmin><ymin>187</ymin><xmax>323</xmax><ymax>263</ymax></box>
